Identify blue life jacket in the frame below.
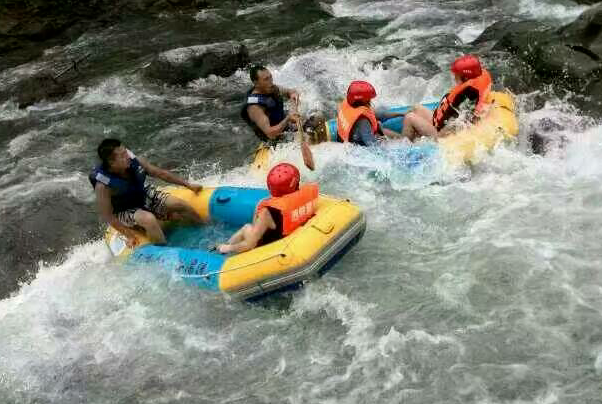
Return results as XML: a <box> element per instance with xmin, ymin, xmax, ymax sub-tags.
<box><xmin>241</xmin><ymin>87</ymin><xmax>285</xmax><ymax>142</ymax></box>
<box><xmin>89</xmin><ymin>153</ymin><xmax>147</xmax><ymax>213</ymax></box>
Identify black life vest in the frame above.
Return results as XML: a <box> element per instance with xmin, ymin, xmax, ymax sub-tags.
<box><xmin>241</xmin><ymin>87</ymin><xmax>285</xmax><ymax>142</ymax></box>
<box><xmin>89</xmin><ymin>151</ymin><xmax>147</xmax><ymax>213</ymax></box>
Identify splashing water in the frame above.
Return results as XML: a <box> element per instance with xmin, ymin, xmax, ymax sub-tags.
<box><xmin>2</xmin><ymin>0</ymin><xmax>602</xmax><ymax>402</ymax></box>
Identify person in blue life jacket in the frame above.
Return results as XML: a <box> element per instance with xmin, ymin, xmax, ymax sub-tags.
<box><xmin>241</xmin><ymin>65</ymin><xmax>301</xmax><ymax>143</ymax></box>
<box><xmin>89</xmin><ymin>138</ymin><xmax>203</xmax><ymax>247</ymax></box>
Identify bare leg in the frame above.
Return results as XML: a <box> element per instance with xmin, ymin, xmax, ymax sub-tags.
<box><xmin>402</xmin><ymin>112</ymin><xmax>438</xmax><ymax>141</ymax></box>
<box><xmin>218</xmin><ymin>209</ymin><xmax>276</xmax><ymax>254</ymax></box>
<box><xmin>227</xmin><ymin>224</ymin><xmax>252</xmax><ymax>244</ymax></box>
<box><xmin>413</xmin><ymin>105</ymin><xmax>434</xmax><ymax>121</ymax></box>
<box><xmin>163</xmin><ymin>195</ymin><xmax>203</xmax><ymax>224</ymax></box>
<box><xmin>134</xmin><ymin>209</ymin><xmax>166</xmax><ymax>244</ymax></box>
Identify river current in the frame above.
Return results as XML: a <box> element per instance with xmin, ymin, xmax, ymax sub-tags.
<box><xmin>2</xmin><ymin>0</ymin><xmax>602</xmax><ymax>403</ymax></box>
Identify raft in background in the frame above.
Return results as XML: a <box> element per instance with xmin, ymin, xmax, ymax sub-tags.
<box><xmin>105</xmin><ymin>186</ymin><xmax>366</xmax><ymax>300</ymax></box>
<box><xmin>254</xmin><ymin>91</ymin><xmax>519</xmax><ymax>170</ymax></box>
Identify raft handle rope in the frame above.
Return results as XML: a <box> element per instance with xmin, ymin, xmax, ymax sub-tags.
<box><xmin>200</xmin><ymin>220</ymin><xmax>308</xmax><ymax>279</ymax></box>
<box><xmin>199</xmin><ymin>252</ymin><xmax>286</xmax><ymax>279</ymax></box>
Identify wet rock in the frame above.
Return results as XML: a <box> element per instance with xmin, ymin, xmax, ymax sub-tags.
<box><xmin>527</xmin><ymin>117</ymin><xmax>566</xmax><ymax>155</ymax></box>
<box><xmin>0</xmin><ymin>70</ymin><xmax>76</xmax><ymax>108</ymax></box>
<box><xmin>472</xmin><ymin>20</ymin><xmax>551</xmax><ymax>45</ymax></box>
<box><xmin>406</xmin><ymin>56</ymin><xmax>442</xmax><ymax>78</ymax></box>
<box><xmin>143</xmin><ymin>41</ymin><xmax>249</xmax><ymax>85</ymax></box>
<box><xmin>372</xmin><ymin>55</ymin><xmax>401</xmax><ymax>70</ymax></box>
<box><xmin>479</xmin><ymin>4</ymin><xmax>602</xmax><ymax>114</ymax></box>
<box><xmin>483</xmin><ymin>54</ymin><xmax>544</xmax><ymax>95</ymax></box>
<box><xmin>558</xmin><ymin>3</ymin><xmax>602</xmax><ymax>57</ymax></box>
<box><xmin>0</xmin><ymin>0</ymin><xmax>230</xmax><ymax>69</ymax></box>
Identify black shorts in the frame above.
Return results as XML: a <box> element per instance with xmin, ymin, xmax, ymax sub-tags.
<box><xmin>115</xmin><ymin>186</ymin><xmax>170</xmax><ymax>227</ymax></box>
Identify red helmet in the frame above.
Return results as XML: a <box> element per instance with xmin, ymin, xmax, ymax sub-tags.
<box><xmin>451</xmin><ymin>55</ymin><xmax>482</xmax><ymax>80</ymax></box>
<box><xmin>267</xmin><ymin>163</ymin><xmax>300</xmax><ymax>197</ymax></box>
<box><xmin>346</xmin><ymin>80</ymin><xmax>376</xmax><ymax>105</ymax></box>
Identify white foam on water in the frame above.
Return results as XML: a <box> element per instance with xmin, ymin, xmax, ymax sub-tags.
<box><xmin>193</xmin><ymin>9</ymin><xmax>227</xmax><ymax>22</ymax></box>
<box><xmin>457</xmin><ymin>24</ymin><xmax>488</xmax><ymax>43</ymax></box>
<box><xmin>0</xmin><ymin>129</ymin><xmax>95</xmax><ymax>209</ymax></box>
<box><xmin>3</xmin><ymin>1</ymin><xmax>602</xmax><ymax>402</ymax></box>
<box><xmin>0</xmin><ymin>60</ymin><xmax>53</xmax><ymax>90</ymax></box>
<box><xmin>518</xmin><ymin>0</ymin><xmax>588</xmax><ymax>22</ymax></box>
<box><xmin>236</xmin><ymin>0</ymin><xmax>283</xmax><ymax>16</ymax></box>
<box><xmin>331</xmin><ymin>0</ymin><xmax>411</xmax><ymax>19</ymax></box>
<box><xmin>0</xmin><ymin>239</ymin><xmax>231</xmax><ymax>401</ymax></box>
<box><xmin>7</xmin><ymin>131</ymin><xmax>39</xmax><ymax>157</ymax></box>
<box><xmin>73</xmin><ymin>76</ymin><xmax>165</xmax><ymax>108</ymax></box>
<box><xmin>267</xmin><ymin>44</ymin><xmax>451</xmax><ymax>117</ymax></box>
<box><xmin>288</xmin><ymin>284</ymin><xmax>465</xmax><ymax>401</ymax></box>
<box><xmin>0</xmin><ymin>101</ymin><xmax>30</xmax><ymax>121</ymax></box>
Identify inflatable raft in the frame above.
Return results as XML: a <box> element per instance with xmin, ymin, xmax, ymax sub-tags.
<box><xmin>105</xmin><ymin>186</ymin><xmax>366</xmax><ymax>300</ymax></box>
<box><xmin>253</xmin><ymin>91</ymin><xmax>519</xmax><ymax>170</ymax></box>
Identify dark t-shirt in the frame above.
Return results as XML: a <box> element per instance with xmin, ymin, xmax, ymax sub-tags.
<box><xmin>258</xmin><ymin>207</ymin><xmax>284</xmax><ymax>246</ymax></box>
<box><xmin>349</xmin><ymin>117</ymin><xmax>378</xmax><ymax>146</ymax></box>
<box><xmin>437</xmin><ymin>86</ymin><xmax>480</xmax><ymax>129</ymax></box>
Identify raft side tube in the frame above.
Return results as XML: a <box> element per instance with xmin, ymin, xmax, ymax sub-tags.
<box><xmin>209</xmin><ymin>187</ymin><xmax>269</xmax><ymax>227</ymax></box>
<box><xmin>229</xmin><ymin>208</ymin><xmax>367</xmax><ymax>300</ymax></box>
<box><xmin>131</xmin><ymin>245</ymin><xmax>226</xmax><ymax>290</ymax></box>
<box><xmin>325</xmin><ymin>101</ymin><xmax>440</xmax><ymax>141</ymax></box>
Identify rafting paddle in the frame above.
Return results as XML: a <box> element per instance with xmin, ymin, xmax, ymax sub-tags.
<box><xmin>293</xmin><ymin>99</ymin><xmax>315</xmax><ymax>171</ymax></box>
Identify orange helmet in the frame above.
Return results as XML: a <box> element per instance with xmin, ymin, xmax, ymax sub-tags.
<box><xmin>267</xmin><ymin>163</ymin><xmax>300</xmax><ymax>197</ymax></box>
<box><xmin>451</xmin><ymin>55</ymin><xmax>482</xmax><ymax>80</ymax></box>
<box><xmin>346</xmin><ymin>80</ymin><xmax>376</xmax><ymax>105</ymax></box>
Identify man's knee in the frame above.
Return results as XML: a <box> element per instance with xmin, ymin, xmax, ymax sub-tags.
<box><xmin>405</xmin><ymin>112</ymin><xmax>418</xmax><ymax>124</ymax></box>
<box><xmin>134</xmin><ymin>210</ymin><xmax>159</xmax><ymax>228</ymax></box>
<box><xmin>165</xmin><ymin>196</ymin><xmax>188</xmax><ymax>212</ymax></box>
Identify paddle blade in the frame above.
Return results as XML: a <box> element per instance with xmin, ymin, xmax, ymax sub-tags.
<box><xmin>301</xmin><ymin>141</ymin><xmax>315</xmax><ymax>171</ymax></box>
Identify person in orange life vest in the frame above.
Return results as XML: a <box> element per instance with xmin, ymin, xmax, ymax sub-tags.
<box><xmin>337</xmin><ymin>80</ymin><xmax>400</xmax><ymax>147</ymax></box>
<box><xmin>241</xmin><ymin>65</ymin><xmax>301</xmax><ymax>143</ymax></box>
<box><xmin>217</xmin><ymin>163</ymin><xmax>318</xmax><ymax>254</ymax></box>
<box><xmin>401</xmin><ymin>55</ymin><xmax>492</xmax><ymax>141</ymax></box>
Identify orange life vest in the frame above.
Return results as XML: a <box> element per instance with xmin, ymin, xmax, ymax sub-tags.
<box><xmin>336</xmin><ymin>99</ymin><xmax>378</xmax><ymax>142</ymax></box>
<box><xmin>256</xmin><ymin>183</ymin><xmax>319</xmax><ymax>236</ymax></box>
<box><xmin>432</xmin><ymin>69</ymin><xmax>492</xmax><ymax>131</ymax></box>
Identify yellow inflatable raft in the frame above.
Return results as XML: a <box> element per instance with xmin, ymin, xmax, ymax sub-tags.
<box><xmin>252</xmin><ymin>91</ymin><xmax>519</xmax><ymax>171</ymax></box>
<box><xmin>105</xmin><ymin>186</ymin><xmax>366</xmax><ymax>299</ymax></box>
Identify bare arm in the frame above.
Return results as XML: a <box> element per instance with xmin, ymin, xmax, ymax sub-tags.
<box><xmin>248</xmin><ymin>105</ymin><xmax>294</xmax><ymax>140</ymax></box>
<box><xmin>381</xmin><ymin>127</ymin><xmax>400</xmax><ymax>139</ymax></box>
<box><xmin>280</xmin><ymin>86</ymin><xmax>299</xmax><ymax>103</ymax></box>
<box><xmin>137</xmin><ymin>157</ymin><xmax>201</xmax><ymax>192</ymax></box>
<box><xmin>95</xmin><ymin>183</ymin><xmax>138</xmax><ymax>240</ymax></box>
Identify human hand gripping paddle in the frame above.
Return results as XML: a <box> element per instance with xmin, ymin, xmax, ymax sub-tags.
<box><xmin>293</xmin><ymin>99</ymin><xmax>315</xmax><ymax>171</ymax></box>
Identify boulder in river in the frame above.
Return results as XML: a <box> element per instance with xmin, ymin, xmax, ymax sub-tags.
<box><xmin>143</xmin><ymin>41</ymin><xmax>250</xmax><ymax>85</ymax></box>
<box><xmin>0</xmin><ymin>70</ymin><xmax>76</xmax><ymax>108</ymax></box>
<box><xmin>475</xmin><ymin>4</ymin><xmax>602</xmax><ymax>115</ymax></box>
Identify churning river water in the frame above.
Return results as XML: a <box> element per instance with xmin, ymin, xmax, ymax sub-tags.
<box><xmin>2</xmin><ymin>0</ymin><xmax>602</xmax><ymax>402</ymax></box>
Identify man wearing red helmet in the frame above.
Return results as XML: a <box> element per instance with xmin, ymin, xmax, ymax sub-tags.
<box><xmin>336</xmin><ymin>80</ymin><xmax>400</xmax><ymax>146</ymax></box>
<box><xmin>218</xmin><ymin>163</ymin><xmax>318</xmax><ymax>254</ymax></box>
<box><xmin>402</xmin><ymin>55</ymin><xmax>492</xmax><ymax>141</ymax></box>
<box><xmin>241</xmin><ymin>65</ymin><xmax>301</xmax><ymax>143</ymax></box>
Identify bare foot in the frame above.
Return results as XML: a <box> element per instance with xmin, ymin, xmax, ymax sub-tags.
<box><xmin>217</xmin><ymin>244</ymin><xmax>231</xmax><ymax>254</ymax></box>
